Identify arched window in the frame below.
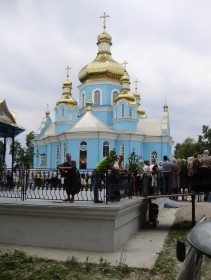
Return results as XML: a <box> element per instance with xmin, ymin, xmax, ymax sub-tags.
<box><xmin>68</xmin><ymin>112</ymin><xmax>72</xmax><ymax>120</ymax></box>
<box><xmin>112</xmin><ymin>90</ymin><xmax>119</xmax><ymax>103</ymax></box>
<box><xmin>103</xmin><ymin>141</ymin><xmax>110</xmax><ymax>157</ymax></box>
<box><xmin>82</xmin><ymin>93</ymin><xmax>85</xmax><ymax>108</ymax></box>
<box><xmin>121</xmin><ymin>104</ymin><xmax>125</xmax><ymax>117</ymax></box>
<box><xmin>56</xmin><ymin>146</ymin><xmax>60</xmax><ymax>167</ymax></box>
<box><xmin>80</xmin><ymin>141</ymin><xmax>87</xmax><ymax>169</ymax></box>
<box><xmin>61</xmin><ymin>108</ymin><xmax>64</xmax><ymax>119</ymax></box>
<box><xmin>129</xmin><ymin>108</ymin><xmax>133</xmax><ymax>117</ymax></box>
<box><xmin>94</xmin><ymin>90</ymin><xmax>101</xmax><ymax>105</ymax></box>
<box><xmin>63</xmin><ymin>143</ymin><xmax>66</xmax><ymax>163</ymax></box>
<box><xmin>40</xmin><ymin>153</ymin><xmax>46</xmax><ymax>167</ymax></box>
<box><xmin>151</xmin><ymin>151</ymin><xmax>158</xmax><ymax>164</ymax></box>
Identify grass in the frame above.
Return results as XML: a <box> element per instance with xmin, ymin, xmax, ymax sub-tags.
<box><xmin>0</xmin><ymin>220</ymin><xmax>210</xmax><ymax>280</ymax></box>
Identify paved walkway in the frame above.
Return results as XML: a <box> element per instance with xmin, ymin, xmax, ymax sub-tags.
<box><xmin>0</xmin><ymin>202</ymin><xmax>179</xmax><ymax>268</ymax></box>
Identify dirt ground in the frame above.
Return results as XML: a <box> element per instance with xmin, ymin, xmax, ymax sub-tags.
<box><xmin>175</xmin><ymin>200</ymin><xmax>211</xmax><ymax>222</ymax></box>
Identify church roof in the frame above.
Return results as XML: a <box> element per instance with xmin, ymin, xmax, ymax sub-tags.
<box><xmin>38</xmin><ymin>123</ymin><xmax>55</xmax><ymax>139</ymax></box>
<box><xmin>0</xmin><ymin>99</ymin><xmax>25</xmax><ymax>137</ymax></box>
<box><xmin>68</xmin><ymin>111</ymin><xmax>113</xmax><ymax>133</ymax></box>
<box><xmin>137</xmin><ymin>119</ymin><xmax>162</xmax><ymax>136</ymax></box>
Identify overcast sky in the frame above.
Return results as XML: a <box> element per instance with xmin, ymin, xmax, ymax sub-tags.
<box><xmin>1</xmin><ymin>0</ymin><xmax>211</xmax><ymax>151</ymax></box>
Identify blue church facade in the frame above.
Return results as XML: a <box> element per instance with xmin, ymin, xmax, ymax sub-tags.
<box><xmin>33</xmin><ymin>19</ymin><xmax>174</xmax><ymax>170</ymax></box>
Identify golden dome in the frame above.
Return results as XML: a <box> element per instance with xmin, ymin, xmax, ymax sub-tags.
<box><xmin>114</xmin><ymin>70</ymin><xmax>136</xmax><ymax>104</ymax></box>
<box><xmin>97</xmin><ymin>31</ymin><xmax>112</xmax><ymax>42</ymax></box>
<box><xmin>164</xmin><ymin>103</ymin><xmax>168</xmax><ymax>112</ymax></box>
<box><xmin>114</xmin><ymin>92</ymin><xmax>136</xmax><ymax>103</ymax></box>
<box><xmin>134</xmin><ymin>90</ymin><xmax>140</xmax><ymax>98</ymax></box>
<box><xmin>137</xmin><ymin>106</ymin><xmax>146</xmax><ymax>117</ymax></box>
<box><xmin>78</xmin><ymin>31</ymin><xmax>127</xmax><ymax>83</ymax></box>
<box><xmin>56</xmin><ymin>75</ymin><xmax>77</xmax><ymax>108</ymax></box>
<box><xmin>63</xmin><ymin>79</ymin><xmax>72</xmax><ymax>86</ymax></box>
<box><xmin>79</xmin><ymin>55</ymin><xmax>127</xmax><ymax>83</ymax></box>
<box><xmin>56</xmin><ymin>95</ymin><xmax>77</xmax><ymax>108</ymax></box>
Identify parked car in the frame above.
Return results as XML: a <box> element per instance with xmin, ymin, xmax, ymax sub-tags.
<box><xmin>176</xmin><ymin>216</ymin><xmax>211</xmax><ymax>280</ymax></box>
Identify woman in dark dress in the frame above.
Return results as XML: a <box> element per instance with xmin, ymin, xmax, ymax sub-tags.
<box><xmin>58</xmin><ymin>153</ymin><xmax>76</xmax><ymax>202</ymax></box>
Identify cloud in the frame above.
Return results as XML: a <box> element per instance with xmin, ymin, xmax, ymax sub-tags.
<box><xmin>1</xmin><ymin>0</ymin><xmax>211</xmax><ymax>150</ymax></box>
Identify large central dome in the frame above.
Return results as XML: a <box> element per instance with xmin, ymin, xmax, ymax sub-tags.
<box><xmin>78</xmin><ymin>31</ymin><xmax>127</xmax><ymax>83</ymax></box>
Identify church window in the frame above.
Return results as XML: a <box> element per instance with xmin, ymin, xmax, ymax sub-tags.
<box><xmin>112</xmin><ymin>90</ymin><xmax>119</xmax><ymax>103</ymax></box>
<box><xmin>94</xmin><ymin>90</ymin><xmax>101</xmax><ymax>105</ymax></box>
<box><xmin>63</xmin><ymin>143</ymin><xmax>66</xmax><ymax>163</ymax></box>
<box><xmin>56</xmin><ymin>146</ymin><xmax>60</xmax><ymax>167</ymax></box>
<box><xmin>121</xmin><ymin>104</ymin><xmax>125</xmax><ymax>117</ymax></box>
<box><xmin>80</xmin><ymin>141</ymin><xmax>87</xmax><ymax>169</ymax></box>
<box><xmin>61</xmin><ymin>108</ymin><xmax>64</xmax><ymax>120</ymax></box>
<box><xmin>129</xmin><ymin>108</ymin><xmax>133</xmax><ymax>117</ymax></box>
<box><xmin>40</xmin><ymin>153</ymin><xmax>46</xmax><ymax>167</ymax></box>
<box><xmin>103</xmin><ymin>141</ymin><xmax>110</xmax><ymax>157</ymax></box>
<box><xmin>69</xmin><ymin>112</ymin><xmax>72</xmax><ymax>120</ymax></box>
<box><xmin>82</xmin><ymin>93</ymin><xmax>85</xmax><ymax>108</ymax></box>
<box><xmin>151</xmin><ymin>151</ymin><xmax>158</xmax><ymax>164</ymax></box>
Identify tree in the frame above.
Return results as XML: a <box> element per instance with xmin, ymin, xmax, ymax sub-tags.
<box><xmin>174</xmin><ymin>125</ymin><xmax>211</xmax><ymax>159</ymax></box>
<box><xmin>174</xmin><ymin>138</ymin><xmax>196</xmax><ymax>159</ymax></box>
<box><xmin>127</xmin><ymin>148</ymin><xmax>143</xmax><ymax>173</ymax></box>
<box><xmin>198</xmin><ymin>125</ymin><xmax>211</xmax><ymax>153</ymax></box>
<box><xmin>9</xmin><ymin>131</ymin><xmax>35</xmax><ymax>169</ymax></box>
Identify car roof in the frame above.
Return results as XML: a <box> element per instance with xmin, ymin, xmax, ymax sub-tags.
<box><xmin>187</xmin><ymin>219</ymin><xmax>211</xmax><ymax>258</ymax></box>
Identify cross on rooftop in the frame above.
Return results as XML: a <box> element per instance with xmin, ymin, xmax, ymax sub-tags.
<box><xmin>100</xmin><ymin>12</ymin><xmax>110</xmax><ymax>31</ymax></box>
<box><xmin>65</xmin><ymin>65</ymin><xmax>71</xmax><ymax>78</ymax></box>
<box><xmin>134</xmin><ymin>79</ymin><xmax>139</xmax><ymax>90</ymax></box>
<box><xmin>122</xmin><ymin>60</ymin><xmax>128</xmax><ymax>69</ymax></box>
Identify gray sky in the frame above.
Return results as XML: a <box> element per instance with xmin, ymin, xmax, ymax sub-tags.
<box><xmin>1</xmin><ymin>0</ymin><xmax>211</xmax><ymax>151</ymax></box>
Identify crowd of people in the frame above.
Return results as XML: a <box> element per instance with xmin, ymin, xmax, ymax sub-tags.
<box><xmin>44</xmin><ymin>149</ymin><xmax>211</xmax><ymax>202</ymax></box>
<box><xmin>132</xmin><ymin>150</ymin><xmax>211</xmax><ymax>199</ymax></box>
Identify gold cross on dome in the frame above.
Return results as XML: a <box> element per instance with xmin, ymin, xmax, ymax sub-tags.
<box><xmin>100</xmin><ymin>12</ymin><xmax>110</xmax><ymax>31</ymax></box>
<box><xmin>65</xmin><ymin>65</ymin><xmax>71</xmax><ymax>78</ymax></box>
<box><xmin>122</xmin><ymin>60</ymin><xmax>128</xmax><ymax>69</ymax></box>
<box><xmin>134</xmin><ymin>79</ymin><xmax>139</xmax><ymax>90</ymax></box>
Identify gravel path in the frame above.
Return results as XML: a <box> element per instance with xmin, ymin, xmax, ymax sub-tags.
<box><xmin>175</xmin><ymin>201</ymin><xmax>211</xmax><ymax>222</ymax></box>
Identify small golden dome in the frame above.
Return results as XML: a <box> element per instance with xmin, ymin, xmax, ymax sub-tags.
<box><xmin>134</xmin><ymin>91</ymin><xmax>140</xmax><ymax>98</ymax></box>
<box><xmin>56</xmin><ymin>95</ymin><xmax>77</xmax><ymax>108</ymax></box>
<box><xmin>63</xmin><ymin>79</ymin><xmax>72</xmax><ymax>86</ymax></box>
<box><xmin>137</xmin><ymin>106</ymin><xmax>146</xmax><ymax>117</ymax></box>
<box><xmin>97</xmin><ymin>31</ymin><xmax>112</xmax><ymax>42</ymax></box>
<box><xmin>116</xmin><ymin>93</ymin><xmax>136</xmax><ymax>103</ymax></box>
<box><xmin>120</xmin><ymin>72</ymin><xmax>130</xmax><ymax>83</ymax></box>
<box><xmin>164</xmin><ymin>103</ymin><xmax>168</xmax><ymax>112</ymax></box>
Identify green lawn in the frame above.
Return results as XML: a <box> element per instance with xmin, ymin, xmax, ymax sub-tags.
<box><xmin>0</xmin><ymin>220</ymin><xmax>210</xmax><ymax>280</ymax></box>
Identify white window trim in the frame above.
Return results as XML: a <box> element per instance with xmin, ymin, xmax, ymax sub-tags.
<box><xmin>92</xmin><ymin>89</ymin><xmax>102</xmax><ymax>105</ymax></box>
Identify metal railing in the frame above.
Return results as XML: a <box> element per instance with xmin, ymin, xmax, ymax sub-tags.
<box><xmin>0</xmin><ymin>167</ymin><xmax>210</xmax><ymax>202</ymax></box>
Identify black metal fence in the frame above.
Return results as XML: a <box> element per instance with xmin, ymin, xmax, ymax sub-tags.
<box><xmin>0</xmin><ymin>167</ymin><xmax>211</xmax><ymax>202</ymax></box>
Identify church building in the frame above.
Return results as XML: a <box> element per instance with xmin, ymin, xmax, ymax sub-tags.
<box><xmin>33</xmin><ymin>14</ymin><xmax>174</xmax><ymax>170</ymax></box>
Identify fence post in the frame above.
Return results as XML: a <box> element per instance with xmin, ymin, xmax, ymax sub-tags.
<box><xmin>105</xmin><ymin>166</ymin><xmax>108</xmax><ymax>204</ymax></box>
<box><xmin>21</xmin><ymin>165</ymin><xmax>26</xmax><ymax>201</ymax></box>
<box><xmin>191</xmin><ymin>193</ymin><xmax>196</xmax><ymax>227</ymax></box>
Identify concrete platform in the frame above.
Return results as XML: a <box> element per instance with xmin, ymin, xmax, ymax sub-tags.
<box><xmin>0</xmin><ymin>201</ymin><xmax>179</xmax><ymax>268</ymax></box>
<box><xmin>0</xmin><ymin>197</ymin><xmax>151</xmax><ymax>252</ymax></box>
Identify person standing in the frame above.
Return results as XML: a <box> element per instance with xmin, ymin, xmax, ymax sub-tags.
<box><xmin>142</xmin><ymin>160</ymin><xmax>151</xmax><ymax>196</ymax></box>
<box><xmin>58</xmin><ymin>153</ymin><xmax>76</xmax><ymax>202</ymax></box>
<box><xmin>151</xmin><ymin>160</ymin><xmax>158</xmax><ymax>195</ymax></box>
<box><xmin>171</xmin><ymin>158</ymin><xmax>180</xmax><ymax>199</ymax></box>
<box><xmin>162</xmin><ymin>156</ymin><xmax>173</xmax><ymax>195</ymax></box>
